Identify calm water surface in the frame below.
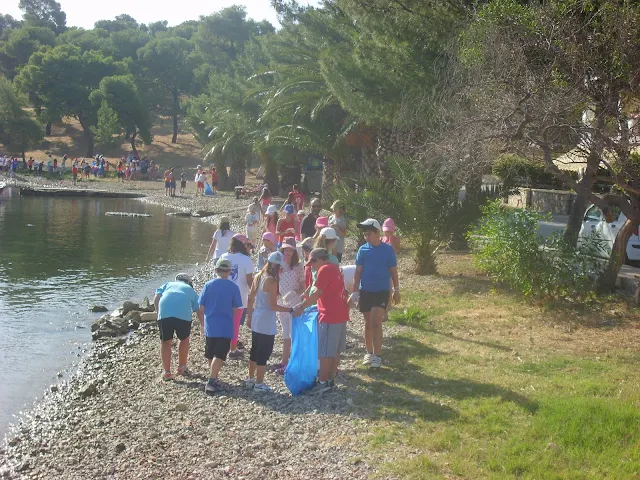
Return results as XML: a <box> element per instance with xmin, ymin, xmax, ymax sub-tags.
<box><xmin>0</xmin><ymin>186</ymin><xmax>214</xmax><ymax>437</ymax></box>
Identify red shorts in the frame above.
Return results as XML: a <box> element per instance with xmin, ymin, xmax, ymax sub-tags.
<box><xmin>197</xmin><ymin>182</ymin><xmax>204</xmax><ymax>189</ymax></box>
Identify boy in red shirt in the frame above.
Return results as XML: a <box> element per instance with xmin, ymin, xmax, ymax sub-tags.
<box><xmin>294</xmin><ymin>248</ymin><xmax>349</xmax><ymax>393</ymax></box>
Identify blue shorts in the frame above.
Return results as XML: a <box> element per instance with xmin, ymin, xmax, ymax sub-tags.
<box><xmin>165</xmin><ymin>181</ymin><xmax>171</xmax><ymax>188</ymax></box>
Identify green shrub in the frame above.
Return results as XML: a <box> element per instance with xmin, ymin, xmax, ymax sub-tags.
<box><xmin>492</xmin><ymin>154</ymin><xmax>573</xmax><ymax>189</ymax></box>
<box><xmin>469</xmin><ymin>201</ymin><xmax>605</xmax><ymax>300</ymax></box>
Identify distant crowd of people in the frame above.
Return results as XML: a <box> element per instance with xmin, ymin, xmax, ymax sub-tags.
<box><xmin>154</xmin><ymin>190</ymin><xmax>402</xmax><ymax>395</ymax></box>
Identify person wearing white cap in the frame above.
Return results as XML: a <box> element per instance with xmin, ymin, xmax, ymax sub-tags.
<box><xmin>349</xmin><ymin>219</ymin><xmax>400</xmax><ymax>369</ymax></box>
<box><xmin>245</xmin><ymin>251</ymin><xmax>292</xmax><ymax>392</ymax></box>
<box><xmin>195</xmin><ymin>166</ymin><xmax>206</xmax><ymax>196</ymax></box>
<box><xmin>264</xmin><ymin>204</ymin><xmax>278</xmax><ymax>236</ymax></box>
<box><xmin>313</xmin><ymin>227</ymin><xmax>340</xmax><ymax>266</ymax></box>
<box><xmin>154</xmin><ymin>273</ymin><xmax>203</xmax><ymax>380</ymax></box>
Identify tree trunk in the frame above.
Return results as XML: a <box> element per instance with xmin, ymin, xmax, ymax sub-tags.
<box><xmin>45</xmin><ymin>123</ymin><xmax>52</xmax><ymax>136</ymax></box>
<box><xmin>171</xmin><ymin>87</ymin><xmax>179</xmax><ymax>144</ymax></box>
<box><xmin>228</xmin><ymin>151</ymin><xmax>246</xmax><ymax>188</ymax></box>
<box><xmin>212</xmin><ymin>151</ymin><xmax>230</xmax><ymax>190</ymax></box>
<box><xmin>321</xmin><ymin>158</ymin><xmax>338</xmax><ymax>202</ymax></box>
<box><xmin>260</xmin><ymin>150</ymin><xmax>279</xmax><ymax>196</ymax></box>
<box><xmin>130</xmin><ymin>131</ymin><xmax>138</xmax><ymax>155</ymax></box>
<box><xmin>564</xmin><ymin>185</ymin><xmax>590</xmax><ymax>246</ymax></box>
<box><xmin>279</xmin><ymin>162</ymin><xmax>302</xmax><ymax>195</ymax></box>
<box><xmin>78</xmin><ymin>114</ymin><xmax>94</xmax><ymax>157</ymax></box>
<box><xmin>415</xmin><ymin>232</ymin><xmax>437</xmax><ymax>275</ymax></box>
<box><xmin>596</xmin><ymin>219</ymin><xmax>636</xmax><ymax>293</ymax></box>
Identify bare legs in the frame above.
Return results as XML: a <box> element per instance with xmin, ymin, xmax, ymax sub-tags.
<box><xmin>363</xmin><ymin>307</ymin><xmax>384</xmax><ymax>355</ymax></box>
<box><xmin>160</xmin><ymin>337</ymin><xmax>190</xmax><ymax>372</ymax></box>
<box><xmin>248</xmin><ymin>361</ymin><xmax>266</xmax><ymax>383</ymax></box>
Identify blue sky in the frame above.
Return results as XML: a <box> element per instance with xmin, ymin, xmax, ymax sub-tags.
<box><xmin>4</xmin><ymin>0</ymin><xmax>319</xmax><ymax>29</ymax></box>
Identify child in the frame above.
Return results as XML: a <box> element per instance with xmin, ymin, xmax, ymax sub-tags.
<box><xmin>245</xmin><ymin>203</ymin><xmax>261</xmax><ymax>247</ymax></box>
<box><xmin>180</xmin><ymin>172</ymin><xmax>187</xmax><ymax>193</ymax></box>
<box><xmin>72</xmin><ymin>163</ymin><xmax>78</xmax><ymax>185</ymax></box>
<box><xmin>245</xmin><ymin>251</ymin><xmax>292</xmax><ymax>392</ymax></box>
<box><xmin>313</xmin><ymin>227</ymin><xmax>340</xmax><ymax>265</ymax></box>
<box><xmin>296</xmin><ymin>210</ymin><xmax>305</xmax><ymax>241</ymax></box>
<box><xmin>382</xmin><ymin>218</ymin><xmax>400</xmax><ymax>253</ymax></box>
<box><xmin>205</xmin><ymin>216</ymin><xmax>235</xmax><ymax>264</ymax></box>
<box><xmin>258</xmin><ymin>232</ymin><xmax>278</xmax><ymax>270</ymax></box>
<box><xmin>195</xmin><ymin>166</ymin><xmax>206</xmax><ymax>196</ymax></box>
<box><xmin>264</xmin><ymin>205</ymin><xmax>278</xmax><ymax>236</ymax></box>
<box><xmin>329</xmin><ymin>201</ymin><xmax>347</xmax><ymax>263</ymax></box>
<box><xmin>313</xmin><ymin>216</ymin><xmax>329</xmax><ymax>239</ymax></box>
<box><xmin>259</xmin><ymin>187</ymin><xmax>272</xmax><ymax>214</ymax></box>
<box><xmin>198</xmin><ymin>259</ymin><xmax>243</xmax><ymax>394</ymax></box>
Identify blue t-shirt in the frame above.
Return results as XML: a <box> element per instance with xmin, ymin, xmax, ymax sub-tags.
<box><xmin>155</xmin><ymin>281</ymin><xmax>200</xmax><ymax>321</ymax></box>
<box><xmin>355</xmin><ymin>242</ymin><xmax>397</xmax><ymax>292</ymax></box>
<box><xmin>198</xmin><ymin>278</ymin><xmax>242</xmax><ymax>338</ymax></box>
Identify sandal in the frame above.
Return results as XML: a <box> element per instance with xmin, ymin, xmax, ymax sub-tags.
<box><xmin>162</xmin><ymin>371</ymin><xmax>174</xmax><ymax>381</ymax></box>
<box><xmin>177</xmin><ymin>365</ymin><xmax>192</xmax><ymax>376</ymax></box>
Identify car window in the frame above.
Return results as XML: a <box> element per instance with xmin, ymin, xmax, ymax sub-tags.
<box><xmin>584</xmin><ymin>205</ymin><xmax>602</xmax><ymax>222</ymax></box>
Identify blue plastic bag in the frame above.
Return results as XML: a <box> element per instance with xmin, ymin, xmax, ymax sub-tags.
<box><xmin>284</xmin><ymin>306</ymin><xmax>318</xmax><ymax>396</ymax></box>
<box><xmin>204</xmin><ymin>182</ymin><xmax>214</xmax><ymax>195</ymax></box>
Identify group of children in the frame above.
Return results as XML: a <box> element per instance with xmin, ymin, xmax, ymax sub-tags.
<box><xmin>155</xmin><ymin>186</ymin><xmax>401</xmax><ymax>394</ymax></box>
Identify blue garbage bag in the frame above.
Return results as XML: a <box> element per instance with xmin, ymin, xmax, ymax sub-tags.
<box><xmin>284</xmin><ymin>306</ymin><xmax>318</xmax><ymax>396</ymax></box>
<box><xmin>204</xmin><ymin>182</ymin><xmax>215</xmax><ymax>195</ymax></box>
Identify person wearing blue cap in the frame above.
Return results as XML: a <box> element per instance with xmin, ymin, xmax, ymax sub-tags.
<box><xmin>277</xmin><ymin>204</ymin><xmax>298</xmax><ymax>244</ymax></box>
<box><xmin>244</xmin><ymin>251</ymin><xmax>292</xmax><ymax>392</ymax></box>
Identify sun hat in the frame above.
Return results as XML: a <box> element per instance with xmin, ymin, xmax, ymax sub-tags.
<box><xmin>266</xmin><ymin>205</ymin><xmax>278</xmax><ymax>215</ymax></box>
<box><xmin>262</xmin><ymin>232</ymin><xmax>277</xmax><ymax>244</ymax></box>
<box><xmin>267</xmin><ymin>251</ymin><xmax>286</xmax><ymax>268</ymax></box>
<box><xmin>305</xmin><ymin>248</ymin><xmax>329</xmax><ymax>265</ymax></box>
<box><xmin>175</xmin><ymin>273</ymin><xmax>193</xmax><ymax>283</ymax></box>
<box><xmin>284</xmin><ymin>204</ymin><xmax>295</xmax><ymax>214</ymax></box>
<box><xmin>315</xmin><ymin>216</ymin><xmax>329</xmax><ymax>228</ymax></box>
<box><xmin>331</xmin><ymin>200</ymin><xmax>345</xmax><ymax>210</ymax></box>
<box><xmin>357</xmin><ymin>218</ymin><xmax>381</xmax><ymax>231</ymax></box>
<box><xmin>232</xmin><ymin>233</ymin><xmax>249</xmax><ymax>244</ymax></box>
<box><xmin>215</xmin><ymin>258</ymin><xmax>232</xmax><ymax>271</ymax></box>
<box><xmin>297</xmin><ymin>237</ymin><xmax>315</xmax><ymax>251</ymax></box>
<box><xmin>320</xmin><ymin>227</ymin><xmax>338</xmax><ymax>240</ymax></box>
<box><xmin>382</xmin><ymin>218</ymin><xmax>396</xmax><ymax>232</ymax></box>
<box><xmin>280</xmin><ymin>237</ymin><xmax>296</xmax><ymax>249</ymax></box>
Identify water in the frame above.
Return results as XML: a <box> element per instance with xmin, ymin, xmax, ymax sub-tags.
<box><xmin>0</xmin><ymin>187</ymin><xmax>214</xmax><ymax>437</ymax></box>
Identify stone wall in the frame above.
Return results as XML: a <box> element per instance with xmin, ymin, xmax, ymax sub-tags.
<box><xmin>506</xmin><ymin>188</ymin><xmax>577</xmax><ymax>215</ymax></box>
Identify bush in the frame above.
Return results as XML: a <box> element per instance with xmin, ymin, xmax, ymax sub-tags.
<box><xmin>492</xmin><ymin>154</ymin><xmax>572</xmax><ymax>189</ymax></box>
<box><xmin>469</xmin><ymin>201</ymin><xmax>606</xmax><ymax>301</ymax></box>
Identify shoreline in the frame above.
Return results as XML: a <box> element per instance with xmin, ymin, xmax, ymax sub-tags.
<box><xmin>0</xmin><ymin>177</ymin><xmax>380</xmax><ymax>479</ymax></box>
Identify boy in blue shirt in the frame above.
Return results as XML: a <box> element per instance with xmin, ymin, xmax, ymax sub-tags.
<box><xmin>349</xmin><ymin>219</ymin><xmax>400</xmax><ymax>369</ymax></box>
<box><xmin>198</xmin><ymin>258</ymin><xmax>243</xmax><ymax>394</ymax></box>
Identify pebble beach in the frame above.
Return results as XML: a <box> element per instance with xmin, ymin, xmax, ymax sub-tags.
<box><xmin>0</xmin><ymin>174</ymin><xmax>403</xmax><ymax>479</ymax></box>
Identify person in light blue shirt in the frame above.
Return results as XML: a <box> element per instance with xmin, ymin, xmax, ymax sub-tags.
<box><xmin>349</xmin><ymin>219</ymin><xmax>400</xmax><ymax>369</ymax></box>
<box><xmin>154</xmin><ymin>274</ymin><xmax>202</xmax><ymax>380</ymax></box>
<box><xmin>198</xmin><ymin>258</ymin><xmax>243</xmax><ymax>394</ymax></box>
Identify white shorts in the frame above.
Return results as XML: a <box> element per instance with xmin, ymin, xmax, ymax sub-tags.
<box><xmin>277</xmin><ymin>312</ymin><xmax>292</xmax><ymax>339</ymax></box>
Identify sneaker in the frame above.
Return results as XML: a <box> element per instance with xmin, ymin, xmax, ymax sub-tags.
<box><xmin>253</xmin><ymin>383</ymin><xmax>272</xmax><ymax>392</ymax></box>
<box><xmin>205</xmin><ymin>379</ymin><xmax>223</xmax><ymax>395</ymax></box>
<box><xmin>228</xmin><ymin>350</ymin><xmax>244</xmax><ymax>360</ymax></box>
<box><xmin>327</xmin><ymin>379</ymin><xmax>336</xmax><ymax>388</ymax></box>
<box><xmin>370</xmin><ymin>355</ymin><xmax>382</xmax><ymax>369</ymax></box>
<box><xmin>244</xmin><ymin>378</ymin><xmax>256</xmax><ymax>390</ymax></box>
<box><xmin>236</xmin><ymin>340</ymin><xmax>245</xmax><ymax>350</ymax></box>
<box><xmin>362</xmin><ymin>353</ymin><xmax>373</xmax><ymax>365</ymax></box>
<box><xmin>306</xmin><ymin>380</ymin><xmax>331</xmax><ymax>395</ymax></box>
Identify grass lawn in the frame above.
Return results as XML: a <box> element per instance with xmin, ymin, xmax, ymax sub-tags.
<box><xmin>353</xmin><ymin>253</ymin><xmax>640</xmax><ymax>479</ymax></box>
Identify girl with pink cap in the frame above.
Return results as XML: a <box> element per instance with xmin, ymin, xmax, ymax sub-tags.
<box><xmin>382</xmin><ymin>218</ymin><xmax>400</xmax><ymax>254</ymax></box>
<box><xmin>313</xmin><ymin>216</ymin><xmax>329</xmax><ymax>239</ymax></box>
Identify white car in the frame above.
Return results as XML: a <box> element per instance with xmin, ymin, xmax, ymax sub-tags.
<box><xmin>579</xmin><ymin>205</ymin><xmax>640</xmax><ymax>263</ymax></box>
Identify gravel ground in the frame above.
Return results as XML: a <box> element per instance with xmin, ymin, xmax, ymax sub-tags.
<box><xmin>1</xmin><ymin>174</ymin><xmax>408</xmax><ymax>479</ymax></box>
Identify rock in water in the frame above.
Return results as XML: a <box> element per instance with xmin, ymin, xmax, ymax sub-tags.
<box><xmin>104</xmin><ymin>212</ymin><xmax>151</xmax><ymax>217</ymax></box>
<box><xmin>121</xmin><ymin>301</ymin><xmax>139</xmax><ymax>315</ymax></box>
<box><xmin>140</xmin><ymin>296</ymin><xmax>154</xmax><ymax>312</ymax></box>
<box><xmin>90</xmin><ymin>305</ymin><xmax>108</xmax><ymax>313</ymax></box>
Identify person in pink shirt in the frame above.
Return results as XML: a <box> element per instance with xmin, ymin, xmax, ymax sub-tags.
<box><xmin>381</xmin><ymin>218</ymin><xmax>400</xmax><ymax>253</ymax></box>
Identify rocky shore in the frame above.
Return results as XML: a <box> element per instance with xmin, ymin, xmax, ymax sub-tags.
<box><xmin>1</xmin><ymin>175</ymin><xmax>398</xmax><ymax>479</ymax></box>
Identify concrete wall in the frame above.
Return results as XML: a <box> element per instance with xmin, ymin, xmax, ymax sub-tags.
<box><xmin>506</xmin><ymin>188</ymin><xmax>577</xmax><ymax>215</ymax></box>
